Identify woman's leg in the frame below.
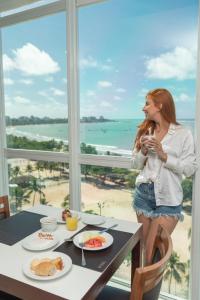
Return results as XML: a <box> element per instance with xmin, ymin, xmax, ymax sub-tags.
<box><xmin>137</xmin><ymin>214</ymin><xmax>151</xmax><ymax>241</ymax></box>
<box><xmin>145</xmin><ymin>216</ymin><xmax>178</xmax><ymax>265</ymax></box>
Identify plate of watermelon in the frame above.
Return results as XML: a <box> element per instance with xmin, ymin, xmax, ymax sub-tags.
<box><xmin>73</xmin><ymin>230</ymin><xmax>113</xmax><ymax>251</ymax></box>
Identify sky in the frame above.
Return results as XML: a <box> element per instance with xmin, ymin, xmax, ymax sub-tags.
<box><xmin>2</xmin><ymin>0</ymin><xmax>199</xmax><ymax>119</ymax></box>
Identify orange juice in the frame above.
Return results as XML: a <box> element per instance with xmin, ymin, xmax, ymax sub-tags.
<box><xmin>66</xmin><ymin>216</ymin><xmax>78</xmax><ymax>231</ymax></box>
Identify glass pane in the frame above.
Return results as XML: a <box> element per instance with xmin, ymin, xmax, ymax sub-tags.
<box><xmin>3</xmin><ymin>12</ymin><xmax>68</xmax><ymax>152</ymax></box>
<box><xmin>8</xmin><ymin>158</ymin><xmax>69</xmax><ymax>213</ymax></box>
<box><xmin>79</xmin><ymin>1</ymin><xmax>198</xmax><ymax>298</ymax></box>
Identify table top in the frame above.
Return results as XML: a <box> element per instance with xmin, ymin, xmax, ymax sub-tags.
<box><xmin>0</xmin><ymin>205</ymin><xmax>142</xmax><ymax>300</ymax></box>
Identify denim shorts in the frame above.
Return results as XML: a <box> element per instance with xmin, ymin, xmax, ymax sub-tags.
<box><xmin>133</xmin><ymin>183</ymin><xmax>183</xmax><ymax>221</ymax></box>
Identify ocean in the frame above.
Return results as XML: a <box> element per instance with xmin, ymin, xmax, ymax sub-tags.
<box><xmin>6</xmin><ymin>119</ymin><xmax>194</xmax><ymax>157</ymax></box>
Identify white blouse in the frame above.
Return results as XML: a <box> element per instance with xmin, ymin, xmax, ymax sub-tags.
<box><xmin>131</xmin><ymin>123</ymin><xmax>197</xmax><ymax>206</ymax></box>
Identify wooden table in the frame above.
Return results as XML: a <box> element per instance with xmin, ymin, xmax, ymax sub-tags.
<box><xmin>0</xmin><ymin>205</ymin><xmax>142</xmax><ymax>300</ymax></box>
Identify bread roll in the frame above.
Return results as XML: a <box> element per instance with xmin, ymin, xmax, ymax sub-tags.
<box><xmin>30</xmin><ymin>258</ymin><xmax>40</xmax><ymax>271</ymax></box>
<box><xmin>34</xmin><ymin>261</ymin><xmax>56</xmax><ymax>276</ymax></box>
<box><xmin>52</xmin><ymin>257</ymin><xmax>63</xmax><ymax>270</ymax></box>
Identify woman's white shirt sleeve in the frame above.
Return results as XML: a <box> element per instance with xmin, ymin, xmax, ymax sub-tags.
<box><xmin>164</xmin><ymin>129</ymin><xmax>197</xmax><ymax>177</ymax></box>
<box><xmin>131</xmin><ymin>148</ymin><xmax>147</xmax><ymax>170</ymax></box>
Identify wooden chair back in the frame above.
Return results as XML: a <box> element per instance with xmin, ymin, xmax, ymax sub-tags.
<box><xmin>0</xmin><ymin>196</ymin><xmax>10</xmax><ymax>219</ymax></box>
<box><xmin>130</xmin><ymin>224</ymin><xmax>172</xmax><ymax>300</ymax></box>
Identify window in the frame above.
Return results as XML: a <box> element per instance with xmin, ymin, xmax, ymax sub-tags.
<box><xmin>79</xmin><ymin>1</ymin><xmax>198</xmax><ymax>298</ymax></box>
<box><xmin>0</xmin><ymin>0</ymin><xmax>199</xmax><ymax>298</ymax></box>
<box><xmin>3</xmin><ymin>12</ymin><xmax>68</xmax><ymax>152</ymax></box>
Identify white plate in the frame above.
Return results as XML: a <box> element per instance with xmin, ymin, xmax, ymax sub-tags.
<box><xmin>22</xmin><ymin>252</ymin><xmax>72</xmax><ymax>281</ymax></box>
<box><xmin>81</xmin><ymin>215</ymin><xmax>105</xmax><ymax>225</ymax></box>
<box><xmin>73</xmin><ymin>230</ymin><xmax>113</xmax><ymax>251</ymax></box>
<box><xmin>22</xmin><ymin>232</ymin><xmax>59</xmax><ymax>251</ymax></box>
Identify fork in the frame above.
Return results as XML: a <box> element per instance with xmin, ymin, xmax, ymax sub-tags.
<box><xmin>79</xmin><ymin>240</ymin><xmax>86</xmax><ymax>266</ymax></box>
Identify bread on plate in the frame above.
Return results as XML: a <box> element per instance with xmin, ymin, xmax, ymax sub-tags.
<box><xmin>30</xmin><ymin>256</ymin><xmax>64</xmax><ymax>276</ymax></box>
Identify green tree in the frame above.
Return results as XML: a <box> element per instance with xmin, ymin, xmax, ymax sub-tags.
<box><xmin>97</xmin><ymin>201</ymin><xmax>105</xmax><ymax>216</ymax></box>
<box><xmin>182</xmin><ymin>178</ymin><xmax>193</xmax><ymax>215</ymax></box>
<box><xmin>12</xmin><ymin>166</ymin><xmax>21</xmax><ymax>178</ymax></box>
<box><xmin>26</xmin><ymin>164</ymin><xmax>33</xmax><ymax>176</ymax></box>
<box><xmin>81</xmin><ymin>143</ymin><xmax>98</xmax><ymax>179</ymax></box>
<box><xmin>14</xmin><ymin>186</ymin><xmax>30</xmax><ymax>210</ymax></box>
<box><xmin>61</xmin><ymin>194</ymin><xmax>70</xmax><ymax>209</ymax></box>
<box><xmin>164</xmin><ymin>251</ymin><xmax>186</xmax><ymax>293</ymax></box>
<box><xmin>26</xmin><ymin>177</ymin><xmax>46</xmax><ymax>206</ymax></box>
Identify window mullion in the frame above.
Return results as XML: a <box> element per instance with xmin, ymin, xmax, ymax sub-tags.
<box><xmin>191</xmin><ymin>7</ymin><xmax>200</xmax><ymax>299</ymax></box>
<box><xmin>0</xmin><ymin>30</ymin><xmax>9</xmax><ymax>197</ymax></box>
<box><xmin>66</xmin><ymin>0</ymin><xmax>81</xmax><ymax>210</ymax></box>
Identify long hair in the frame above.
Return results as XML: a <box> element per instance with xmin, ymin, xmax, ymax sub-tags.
<box><xmin>134</xmin><ymin>88</ymin><xmax>178</xmax><ymax>151</ymax></box>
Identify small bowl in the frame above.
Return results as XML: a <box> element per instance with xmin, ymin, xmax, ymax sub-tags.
<box><xmin>40</xmin><ymin>217</ymin><xmax>57</xmax><ymax>232</ymax></box>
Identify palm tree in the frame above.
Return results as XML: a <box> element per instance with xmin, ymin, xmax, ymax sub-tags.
<box><xmin>164</xmin><ymin>251</ymin><xmax>186</xmax><ymax>294</ymax></box>
<box><xmin>35</xmin><ymin>161</ymin><xmax>44</xmax><ymax>177</ymax></box>
<box><xmin>13</xmin><ymin>166</ymin><xmax>21</xmax><ymax>178</ymax></box>
<box><xmin>26</xmin><ymin>164</ymin><xmax>33</xmax><ymax>176</ymax></box>
<box><xmin>97</xmin><ymin>201</ymin><xmax>105</xmax><ymax>216</ymax></box>
<box><xmin>61</xmin><ymin>194</ymin><xmax>70</xmax><ymax>209</ymax></box>
<box><xmin>25</xmin><ymin>177</ymin><xmax>46</xmax><ymax>206</ymax></box>
<box><xmin>14</xmin><ymin>186</ymin><xmax>30</xmax><ymax>210</ymax></box>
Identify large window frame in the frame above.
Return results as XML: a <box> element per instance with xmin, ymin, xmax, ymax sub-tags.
<box><xmin>0</xmin><ymin>1</ymin><xmax>200</xmax><ymax>299</ymax></box>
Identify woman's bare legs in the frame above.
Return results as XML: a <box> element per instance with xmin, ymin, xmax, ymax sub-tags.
<box><xmin>137</xmin><ymin>214</ymin><xmax>151</xmax><ymax>241</ymax></box>
<box><xmin>145</xmin><ymin>216</ymin><xmax>178</xmax><ymax>265</ymax></box>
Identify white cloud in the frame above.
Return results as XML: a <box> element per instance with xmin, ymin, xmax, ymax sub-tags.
<box><xmin>80</xmin><ymin>55</ymin><xmax>112</xmax><ymax>71</ymax></box>
<box><xmin>101</xmin><ymin>101</ymin><xmax>112</xmax><ymax>108</ymax></box>
<box><xmin>38</xmin><ymin>90</ymin><xmax>48</xmax><ymax>97</ymax></box>
<box><xmin>3</xmin><ymin>43</ymin><xmax>60</xmax><ymax>76</ymax></box>
<box><xmin>145</xmin><ymin>47</ymin><xmax>196</xmax><ymax>80</ymax></box>
<box><xmin>3</xmin><ymin>54</ymin><xmax>15</xmax><ymax>71</ymax></box>
<box><xmin>116</xmin><ymin>88</ymin><xmax>126</xmax><ymax>93</ymax></box>
<box><xmin>114</xmin><ymin>96</ymin><xmax>121</xmax><ymax>101</ymax></box>
<box><xmin>14</xmin><ymin>96</ymin><xmax>30</xmax><ymax>104</ymax></box>
<box><xmin>4</xmin><ymin>78</ymin><xmax>14</xmax><ymax>85</ymax></box>
<box><xmin>45</xmin><ymin>76</ymin><xmax>54</xmax><ymax>82</ymax></box>
<box><xmin>19</xmin><ymin>79</ymin><xmax>33</xmax><ymax>85</ymax></box>
<box><xmin>50</xmin><ymin>88</ymin><xmax>65</xmax><ymax>96</ymax></box>
<box><xmin>86</xmin><ymin>90</ymin><xmax>96</xmax><ymax>97</ymax></box>
<box><xmin>80</xmin><ymin>56</ymin><xmax>97</xmax><ymax>69</ymax></box>
<box><xmin>98</xmin><ymin>81</ymin><xmax>112</xmax><ymax>88</ymax></box>
<box><xmin>176</xmin><ymin>93</ymin><xmax>191</xmax><ymax>102</ymax></box>
<box><xmin>138</xmin><ymin>88</ymin><xmax>149</xmax><ymax>97</ymax></box>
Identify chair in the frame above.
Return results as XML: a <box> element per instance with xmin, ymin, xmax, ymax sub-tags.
<box><xmin>0</xmin><ymin>196</ymin><xmax>19</xmax><ymax>299</ymax></box>
<box><xmin>96</xmin><ymin>224</ymin><xmax>172</xmax><ymax>300</ymax></box>
<box><xmin>0</xmin><ymin>195</ymin><xmax>10</xmax><ymax>219</ymax></box>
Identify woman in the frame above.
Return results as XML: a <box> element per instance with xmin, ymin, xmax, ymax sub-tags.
<box><xmin>132</xmin><ymin>88</ymin><xmax>197</xmax><ymax>265</ymax></box>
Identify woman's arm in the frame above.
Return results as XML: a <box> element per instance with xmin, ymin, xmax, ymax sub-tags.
<box><xmin>131</xmin><ymin>148</ymin><xmax>147</xmax><ymax>170</ymax></box>
<box><xmin>164</xmin><ymin>130</ymin><xmax>197</xmax><ymax>177</ymax></box>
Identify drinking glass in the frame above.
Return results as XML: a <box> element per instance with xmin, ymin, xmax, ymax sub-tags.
<box><xmin>66</xmin><ymin>214</ymin><xmax>78</xmax><ymax>231</ymax></box>
<box><xmin>140</xmin><ymin>135</ymin><xmax>155</xmax><ymax>152</ymax></box>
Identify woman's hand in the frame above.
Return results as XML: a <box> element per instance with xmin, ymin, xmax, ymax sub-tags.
<box><xmin>147</xmin><ymin>137</ymin><xmax>167</xmax><ymax>162</ymax></box>
<box><xmin>140</xmin><ymin>136</ymin><xmax>148</xmax><ymax>156</ymax></box>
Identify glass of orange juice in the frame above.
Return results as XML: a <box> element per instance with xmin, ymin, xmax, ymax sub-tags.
<box><xmin>66</xmin><ymin>214</ymin><xmax>78</xmax><ymax>231</ymax></box>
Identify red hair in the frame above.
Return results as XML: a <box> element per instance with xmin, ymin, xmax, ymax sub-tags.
<box><xmin>134</xmin><ymin>88</ymin><xmax>179</xmax><ymax>151</ymax></box>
